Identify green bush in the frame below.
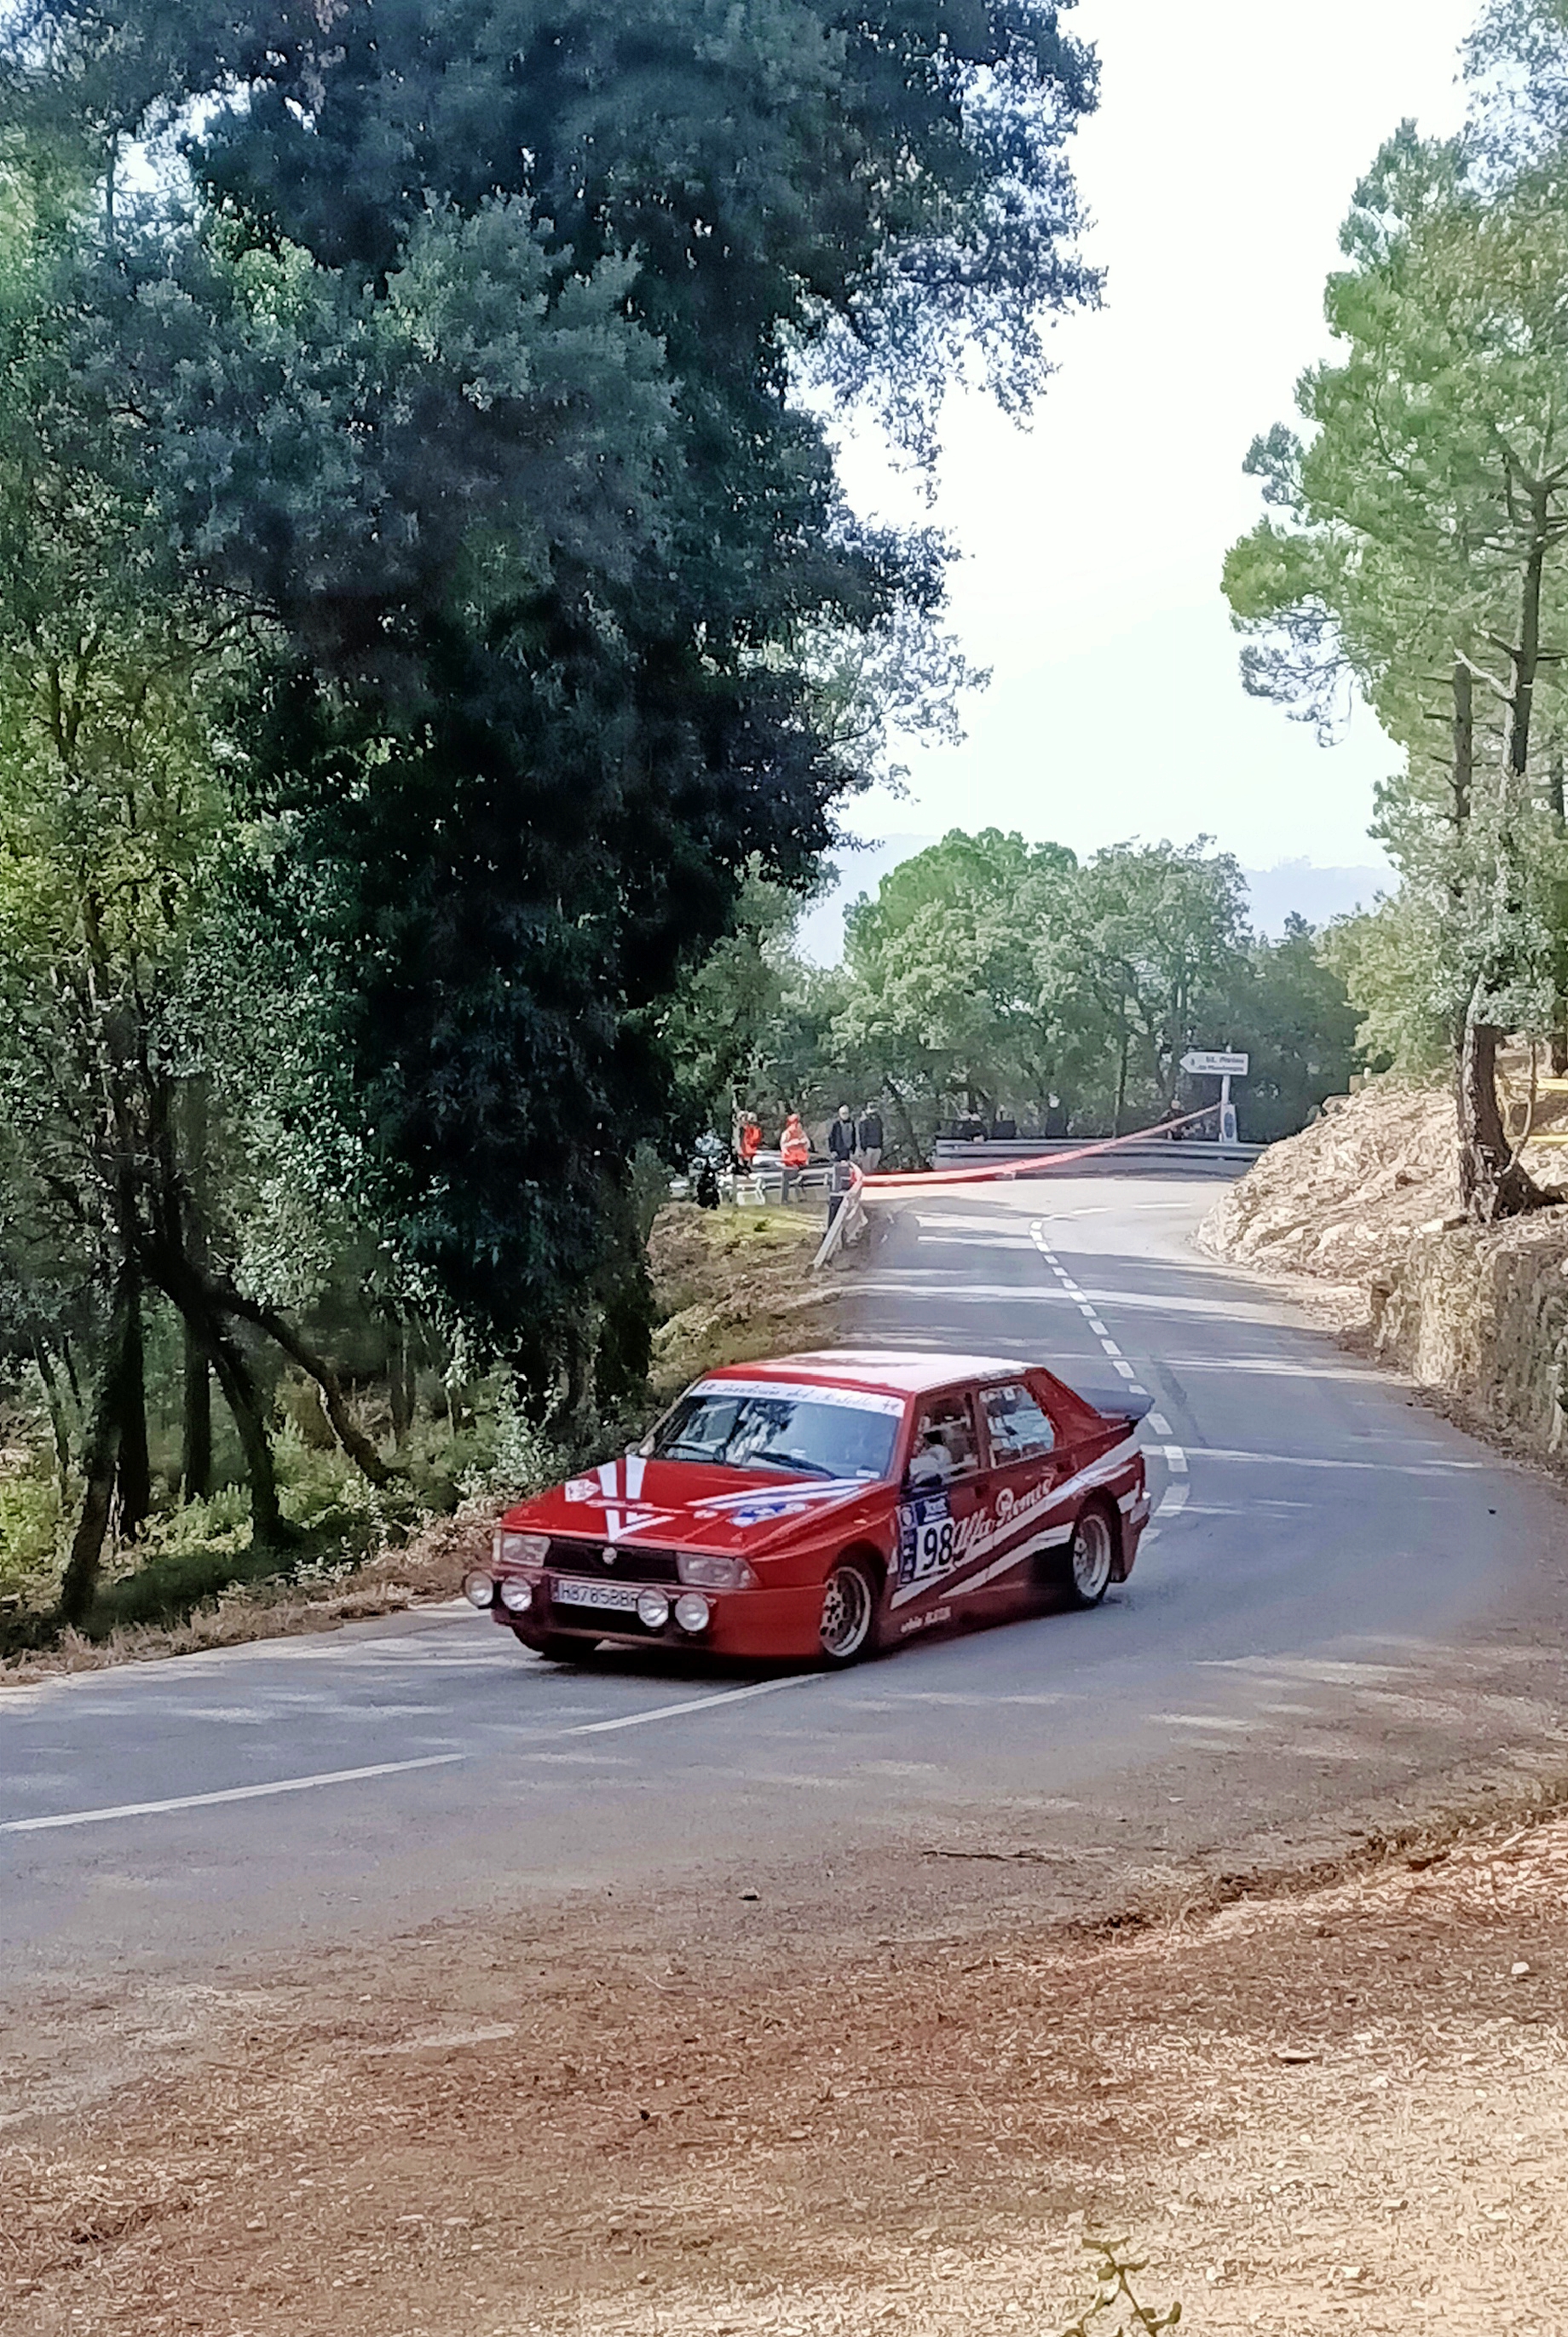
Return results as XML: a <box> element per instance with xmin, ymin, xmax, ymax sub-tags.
<box><xmin>0</xmin><ymin>1470</ymin><xmax>62</xmax><ymax>1596</ymax></box>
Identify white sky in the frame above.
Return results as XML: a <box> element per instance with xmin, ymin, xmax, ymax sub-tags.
<box><xmin>833</xmin><ymin>0</ymin><xmax>1481</xmax><ymax>874</ymax></box>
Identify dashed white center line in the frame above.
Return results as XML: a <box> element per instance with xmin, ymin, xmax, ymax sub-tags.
<box><xmin>1029</xmin><ymin>1214</ymin><xmax>1186</xmax><ymax>1518</ymax></box>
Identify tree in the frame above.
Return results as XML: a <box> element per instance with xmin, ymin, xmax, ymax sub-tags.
<box><xmin>1224</xmin><ymin>126</ymin><xmax>1568</xmax><ymax>1220</ymax></box>
<box><xmin>833</xmin><ymin>829</ymin><xmax>1084</xmax><ymax>1151</ymax></box>
<box><xmin>2</xmin><ymin>0</ymin><xmax>1102</xmax><ymax>1399</ymax></box>
<box><xmin>1055</xmin><ymin>841</ymin><xmax>1249</xmax><ymax>1130</ymax></box>
<box><xmin>0</xmin><ymin>159</ymin><xmax>408</xmax><ymax>1616</ymax></box>
<box><xmin>1212</xmin><ymin>915</ymin><xmax>1361</xmax><ymax>1142</ymax></box>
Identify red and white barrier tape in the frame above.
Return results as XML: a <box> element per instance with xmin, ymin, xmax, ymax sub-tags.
<box><xmin>811</xmin><ymin>1105</ymin><xmax>1219</xmax><ymax>1268</ymax></box>
<box><xmin>855</xmin><ymin>1103</ymin><xmax>1220</xmax><ymax>1195</ymax></box>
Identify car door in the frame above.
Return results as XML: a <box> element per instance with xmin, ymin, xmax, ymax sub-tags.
<box><xmin>888</xmin><ymin>1387</ymin><xmax>993</xmax><ymax>1637</ymax></box>
<box><xmin>972</xmin><ymin>1376</ymin><xmax>1068</xmax><ymax>1609</ymax></box>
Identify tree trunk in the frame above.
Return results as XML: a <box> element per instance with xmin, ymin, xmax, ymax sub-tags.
<box><xmin>32</xmin><ymin>1338</ymin><xmax>72</xmax><ymax>1509</ymax></box>
<box><xmin>1113</xmin><ymin>1024</ymin><xmax>1130</xmax><ymax>1137</ymax></box>
<box><xmin>220</xmin><ymin>1290</ymin><xmax>392</xmax><ymax>1486</ymax></box>
<box><xmin>1457</xmin><ymin>486</ymin><xmax>1560</xmax><ymax>1222</ymax></box>
<box><xmin>206</xmin><ymin>1329</ymin><xmax>286</xmax><ymax>1545</ymax></box>
<box><xmin>1550</xmin><ymin>740</ymin><xmax>1567</xmax><ymax>1077</ymax></box>
<box><xmin>1458</xmin><ymin>1013</ymin><xmax>1558</xmax><ymax>1221</ymax></box>
<box><xmin>177</xmin><ymin>1073</ymin><xmax>215</xmax><ymax>1499</ymax></box>
<box><xmin>881</xmin><ymin>1076</ymin><xmax>925</xmax><ymax>1169</ymax></box>
<box><xmin>57</xmin><ymin>1271</ymin><xmax>136</xmax><ymax>1629</ymax></box>
<box><xmin>114</xmin><ymin>1272</ymin><xmax>152</xmax><ymax>1540</ymax></box>
<box><xmin>141</xmin><ymin>1240</ymin><xmax>289</xmax><ymax>1544</ymax></box>
<box><xmin>181</xmin><ymin>1323</ymin><xmax>213</xmax><ymax>1501</ymax></box>
<box><xmin>388</xmin><ymin>1319</ymin><xmax>415</xmax><ymax>1447</ymax></box>
<box><xmin>1451</xmin><ymin>658</ymin><xmax>1473</xmax><ymax>837</ymax></box>
<box><xmin>547</xmin><ymin>1308</ymin><xmax>598</xmax><ymax>1445</ymax></box>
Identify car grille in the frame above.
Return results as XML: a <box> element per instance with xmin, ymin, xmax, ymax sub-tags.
<box><xmin>547</xmin><ymin>1539</ymin><xmax>682</xmax><ymax>1583</ymax></box>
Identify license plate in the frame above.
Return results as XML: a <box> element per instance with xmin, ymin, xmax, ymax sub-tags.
<box><xmin>553</xmin><ymin>1578</ymin><xmax>641</xmax><ymax>1613</ymax></box>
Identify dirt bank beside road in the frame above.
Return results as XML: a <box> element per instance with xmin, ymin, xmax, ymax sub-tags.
<box><xmin>1201</xmin><ymin>1076</ymin><xmax>1568</xmax><ymax>1471</ymax></box>
<box><xmin>6</xmin><ymin>1804</ymin><xmax>1566</xmax><ymax>2337</ymax></box>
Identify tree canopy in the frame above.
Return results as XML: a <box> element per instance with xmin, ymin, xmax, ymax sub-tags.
<box><xmin>1225</xmin><ymin>77</ymin><xmax>1568</xmax><ymax>1219</ymax></box>
<box><xmin>0</xmin><ymin>0</ymin><xmax>1102</xmax><ymax>1630</ymax></box>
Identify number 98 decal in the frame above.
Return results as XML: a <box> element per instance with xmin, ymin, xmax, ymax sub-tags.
<box><xmin>898</xmin><ymin>1495</ymin><xmax>959</xmax><ymax>1585</ymax></box>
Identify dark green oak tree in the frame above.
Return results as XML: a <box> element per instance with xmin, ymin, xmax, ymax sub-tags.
<box><xmin>3</xmin><ymin>0</ymin><xmax>1101</xmax><ymax>1416</ymax></box>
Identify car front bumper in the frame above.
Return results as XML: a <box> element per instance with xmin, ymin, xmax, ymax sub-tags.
<box><xmin>490</xmin><ymin>1572</ymin><xmax>829</xmax><ymax>1661</ymax></box>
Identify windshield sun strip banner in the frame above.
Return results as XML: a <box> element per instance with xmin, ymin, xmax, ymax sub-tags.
<box><xmin>689</xmin><ymin>1377</ymin><xmax>905</xmax><ymax>1417</ymax></box>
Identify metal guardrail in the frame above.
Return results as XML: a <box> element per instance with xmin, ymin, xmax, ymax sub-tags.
<box><xmin>929</xmin><ymin>1138</ymin><xmax>1265</xmax><ymax>1176</ymax></box>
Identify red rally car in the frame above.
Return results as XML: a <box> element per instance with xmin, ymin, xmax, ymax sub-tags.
<box><xmin>464</xmin><ymin>1350</ymin><xmax>1150</xmax><ymax>1667</ymax></box>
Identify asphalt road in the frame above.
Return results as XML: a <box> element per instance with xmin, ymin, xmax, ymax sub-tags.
<box><xmin>6</xmin><ymin>1172</ymin><xmax>1568</xmax><ymax>2001</ymax></box>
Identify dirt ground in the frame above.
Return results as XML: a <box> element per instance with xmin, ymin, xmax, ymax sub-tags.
<box><xmin>646</xmin><ymin>1203</ymin><xmax>846</xmax><ymax>1397</ymax></box>
<box><xmin>1197</xmin><ymin>1067</ymin><xmax>1568</xmax><ymax>1328</ymax></box>
<box><xmin>5</xmin><ymin>1804</ymin><xmax>1566</xmax><ymax>2337</ymax></box>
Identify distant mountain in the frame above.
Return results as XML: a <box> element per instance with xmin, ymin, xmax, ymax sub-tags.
<box><xmin>793</xmin><ymin>841</ymin><xmax>1389</xmax><ymax>966</ymax></box>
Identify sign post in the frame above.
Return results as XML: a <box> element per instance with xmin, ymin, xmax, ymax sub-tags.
<box><xmin>1179</xmin><ymin>1050</ymin><xmax>1249</xmax><ymax>1146</ymax></box>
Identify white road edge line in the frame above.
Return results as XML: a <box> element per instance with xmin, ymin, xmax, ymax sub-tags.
<box><xmin>568</xmin><ymin>1672</ymin><xmax>820</xmax><ymax>1735</ymax></box>
<box><xmin>0</xmin><ymin>1753</ymin><xmax>466</xmax><ymax>1835</ymax></box>
<box><xmin>1149</xmin><ymin>1412</ymin><xmax>1173</xmax><ymax>1436</ymax></box>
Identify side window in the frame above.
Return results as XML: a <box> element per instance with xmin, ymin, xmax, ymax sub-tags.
<box><xmin>909</xmin><ymin>1392</ymin><xmax>982</xmax><ymax>1485</ymax></box>
<box><xmin>982</xmin><ymin>1382</ymin><xmax>1056</xmax><ymax>1463</ymax></box>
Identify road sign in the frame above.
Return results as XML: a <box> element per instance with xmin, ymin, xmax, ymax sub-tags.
<box><xmin>1182</xmin><ymin>1050</ymin><xmax>1249</xmax><ymax>1077</ymax></box>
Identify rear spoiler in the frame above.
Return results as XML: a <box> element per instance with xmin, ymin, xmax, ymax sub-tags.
<box><xmin>1067</xmin><ymin>1382</ymin><xmax>1153</xmax><ymax>1428</ymax></box>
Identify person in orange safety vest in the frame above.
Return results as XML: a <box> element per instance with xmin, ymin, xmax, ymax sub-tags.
<box><xmin>779</xmin><ymin>1110</ymin><xmax>810</xmax><ymax>1199</ymax></box>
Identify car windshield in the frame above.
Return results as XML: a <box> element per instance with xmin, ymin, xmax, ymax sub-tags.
<box><xmin>649</xmin><ymin>1385</ymin><xmax>899</xmax><ymax>1481</ymax></box>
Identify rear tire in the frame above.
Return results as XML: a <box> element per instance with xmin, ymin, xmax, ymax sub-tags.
<box><xmin>818</xmin><ymin>1557</ymin><xmax>879</xmax><ymax>1666</ymax></box>
<box><xmin>1061</xmin><ymin>1501</ymin><xmax>1116</xmax><ymax>1608</ymax></box>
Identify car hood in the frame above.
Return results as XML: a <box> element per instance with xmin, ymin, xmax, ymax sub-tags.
<box><xmin>502</xmin><ymin>1454</ymin><xmax>887</xmax><ymax>1556</ymax></box>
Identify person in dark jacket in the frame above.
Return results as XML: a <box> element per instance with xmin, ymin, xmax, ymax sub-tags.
<box><xmin>827</xmin><ymin>1104</ymin><xmax>856</xmax><ymax>1163</ymax></box>
<box><xmin>856</xmin><ymin>1105</ymin><xmax>884</xmax><ymax>1173</ymax></box>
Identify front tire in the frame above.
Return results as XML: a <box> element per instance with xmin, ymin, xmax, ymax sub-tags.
<box><xmin>818</xmin><ymin>1558</ymin><xmax>879</xmax><ymax>1666</ymax></box>
<box><xmin>1061</xmin><ymin>1502</ymin><xmax>1116</xmax><ymax>1608</ymax></box>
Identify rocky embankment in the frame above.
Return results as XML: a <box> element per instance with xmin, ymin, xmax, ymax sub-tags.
<box><xmin>1202</xmin><ymin>1076</ymin><xmax>1568</xmax><ymax>1465</ymax></box>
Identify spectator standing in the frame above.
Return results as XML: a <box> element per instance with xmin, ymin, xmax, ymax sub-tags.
<box><xmin>856</xmin><ymin>1104</ymin><xmax>884</xmax><ymax>1173</ymax></box>
<box><xmin>826</xmin><ymin>1101</ymin><xmax>856</xmax><ymax>1217</ymax></box>
<box><xmin>736</xmin><ymin>1111</ymin><xmax>762</xmax><ymax>1174</ymax></box>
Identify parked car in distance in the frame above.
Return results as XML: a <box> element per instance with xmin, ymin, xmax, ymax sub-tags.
<box><xmin>464</xmin><ymin>1350</ymin><xmax>1150</xmax><ymax>1666</ymax></box>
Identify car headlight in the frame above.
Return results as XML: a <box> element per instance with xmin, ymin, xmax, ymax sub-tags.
<box><xmin>464</xmin><ymin>1571</ymin><xmax>496</xmax><ymax>1608</ymax></box>
<box><xmin>494</xmin><ymin>1530</ymin><xmax>551</xmax><ymax>1566</ymax></box>
<box><xmin>673</xmin><ymin>1591</ymin><xmax>712</xmax><ymax>1634</ymax></box>
<box><xmin>636</xmin><ymin>1589</ymin><xmax>671</xmax><ymax>1630</ymax></box>
<box><xmin>677</xmin><ymin>1553</ymin><xmax>758</xmax><ymax>1590</ymax></box>
<box><xmin>498</xmin><ymin>1577</ymin><xmax>534</xmax><ymax>1613</ymax></box>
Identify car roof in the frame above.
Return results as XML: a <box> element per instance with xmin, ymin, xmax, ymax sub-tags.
<box><xmin>698</xmin><ymin>1349</ymin><xmax>1034</xmax><ymax>1399</ymax></box>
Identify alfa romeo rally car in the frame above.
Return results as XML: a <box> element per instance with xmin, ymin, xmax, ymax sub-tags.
<box><xmin>464</xmin><ymin>1350</ymin><xmax>1150</xmax><ymax>1666</ymax></box>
